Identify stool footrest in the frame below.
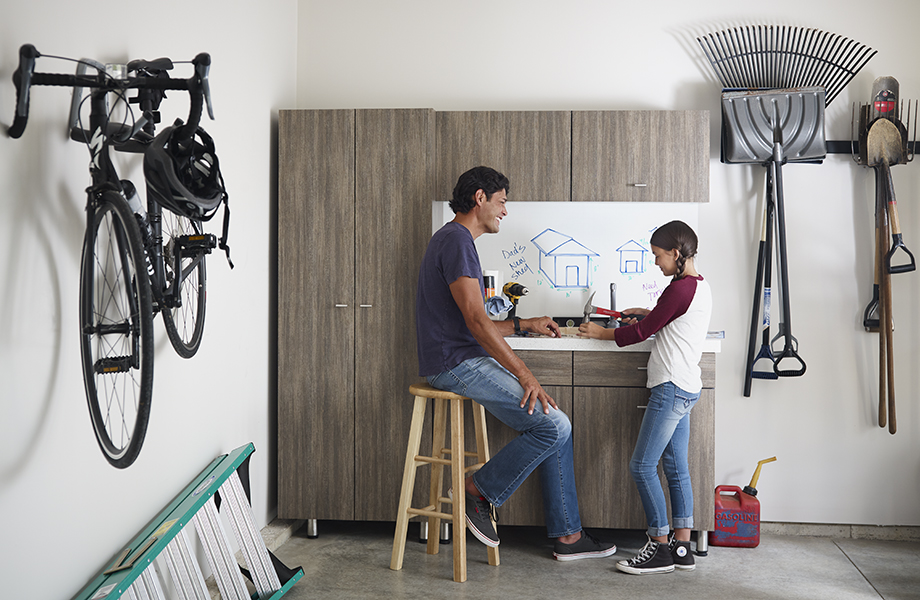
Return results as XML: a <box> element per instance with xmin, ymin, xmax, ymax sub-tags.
<box><xmin>407</xmin><ymin>507</ymin><xmax>454</xmax><ymax>520</ymax></box>
<box><xmin>440</xmin><ymin>448</ymin><xmax>480</xmax><ymax>459</ymax></box>
<box><xmin>415</xmin><ymin>455</ymin><xmax>451</xmax><ymax>466</ymax></box>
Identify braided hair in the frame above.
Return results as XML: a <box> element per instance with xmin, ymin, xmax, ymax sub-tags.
<box><xmin>649</xmin><ymin>220</ymin><xmax>698</xmax><ymax>279</ymax></box>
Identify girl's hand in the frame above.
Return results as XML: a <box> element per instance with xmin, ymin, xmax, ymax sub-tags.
<box><xmin>618</xmin><ymin>308</ymin><xmax>650</xmax><ymax>325</ymax></box>
<box><xmin>578</xmin><ymin>321</ymin><xmax>606</xmax><ymax>339</ymax></box>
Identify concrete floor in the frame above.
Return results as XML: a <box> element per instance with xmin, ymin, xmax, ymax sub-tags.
<box><xmin>270</xmin><ymin>521</ymin><xmax>920</xmax><ymax>600</ymax></box>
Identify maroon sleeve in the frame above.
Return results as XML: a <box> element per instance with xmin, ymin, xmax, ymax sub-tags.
<box><xmin>615</xmin><ymin>277</ymin><xmax>699</xmax><ymax>347</ymax></box>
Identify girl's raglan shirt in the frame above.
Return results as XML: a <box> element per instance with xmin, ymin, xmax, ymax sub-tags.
<box><xmin>614</xmin><ymin>275</ymin><xmax>712</xmax><ymax>393</ymax></box>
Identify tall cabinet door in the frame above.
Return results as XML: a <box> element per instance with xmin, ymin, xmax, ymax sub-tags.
<box><xmin>436</xmin><ymin>111</ymin><xmax>572</xmax><ymax>201</ymax></box>
<box><xmin>278</xmin><ymin>110</ymin><xmax>356</xmax><ymax>520</ymax></box>
<box><xmin>354</xmin><ymin>109</ymin><xmax>436</xmax><ymax>521</ymax></box>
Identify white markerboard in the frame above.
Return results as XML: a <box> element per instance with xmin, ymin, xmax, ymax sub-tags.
<box><xmin>434</xmin><ymin>201</ymin><xmax>700</xmax><ymax>319</ymax></box>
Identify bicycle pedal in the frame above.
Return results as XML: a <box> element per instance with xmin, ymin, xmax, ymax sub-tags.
<box><xmin>176</xmin><ymin>233</ymin><xmax>217</xmax><ymax>252</ymax></box>
<box><xmin>95</xmin><ymin>356</ymin><xmax>134</xmax><ymax>374</ymax></box>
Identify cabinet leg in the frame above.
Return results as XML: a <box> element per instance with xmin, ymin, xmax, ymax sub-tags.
<box><xmin>440</xmin><ymin>521</ymin><xmax>451</xmax><ymax>544</ymax></box>
<box><xmin>695</xmin><ymin>530</ymin><xmax>708</xmax><ymax>556</ymax></box>
<box><xmin>418</xmin><ymin>521</ymin><xmax>428</xmax><ymax>543</ymax></box>
<box><xmin>306</xmin><ymin>519</ymin><xmax>318</xmax><ymax>539</ymax></box>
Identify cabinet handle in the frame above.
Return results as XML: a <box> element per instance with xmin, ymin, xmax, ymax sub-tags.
<box><xmin>335</xmin><ymin>304</ymin><xmax>348</xmax><ymax>308</ymax></box>
<box><xmin>629</xmin><ymin>183</ymin><xmax>648</xmax><ymax>187</ymax></box>
<box><xmin>637</xmin><ymin>366</ymin><xmax>647</xmax><ymax>371</ymax></box>
<box><xmin>637</xmin><ymin>405</ymin><xmax>648</xmax><ymax>410</ymax></box>
<box><xmin>359</xmin><ymin>304</ymin><xmax>373</xmax><ymax>308</ymax></box>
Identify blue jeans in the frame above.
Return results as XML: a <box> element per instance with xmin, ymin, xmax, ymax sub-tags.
<box><xmin>427</xmin><ymin>356</ymin><xmax>581</xmax><ymax>538</ymax></box>
<box><xmin>629</xmin><ymin>381</ymin><xmax>699</xmax><ymax>538</ymax></box>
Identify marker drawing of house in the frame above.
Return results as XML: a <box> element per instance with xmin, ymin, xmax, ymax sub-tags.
<box><xmin>530</xmin><ymin>229</ymin><xmax>599</xmax><ymax>289</ymax></box>
<box><xmin>617</xmin><ymin>240</ymin><xmax>648</xmax><ymax>274</ymax></box>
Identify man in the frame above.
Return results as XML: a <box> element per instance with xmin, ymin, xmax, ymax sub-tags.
<box><xmin>415</xmin><ymin>166</ymin><xmax>617</xmax><ymax>561</ymax></box>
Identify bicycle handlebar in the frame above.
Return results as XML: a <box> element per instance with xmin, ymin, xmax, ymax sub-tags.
<box><xmin>7</xmin><ymin>44</ymin><xmax>213</xmax><ymax>143</ymax></box>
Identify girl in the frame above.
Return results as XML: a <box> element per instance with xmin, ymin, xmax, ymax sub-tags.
<box><xmin>578</xmin><ymin>220</ymin><xmax>712</xmax><ymax>575</ymax></box>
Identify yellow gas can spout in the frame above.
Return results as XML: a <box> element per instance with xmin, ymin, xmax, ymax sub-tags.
<box><xmin>743</xmin><ymin>457</ymin><xmax>777</xmax><ymax>497</ymax></box>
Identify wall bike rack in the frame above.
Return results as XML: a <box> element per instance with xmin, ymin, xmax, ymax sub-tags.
<box><xmin>73</xmin><ymin>443</ymin><xmax>303</xmax><ymax>600</ymax></box>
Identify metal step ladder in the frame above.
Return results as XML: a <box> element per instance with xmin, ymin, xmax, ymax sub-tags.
<box><xmin>73</xmin><ymin>443</ymin><xmax>303</xmax><ymax>600</ymax></box>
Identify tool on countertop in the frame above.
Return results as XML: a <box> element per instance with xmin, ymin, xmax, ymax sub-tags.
<box><xmin>711</xmin><ymin>457</ymin><xmax>776</xmax><ymax>549</ymax></box>
<box><xmin>502</xmin><ymin>281</ymin><xmax>528</xmax><ymax>319</ymax></box>
<box><xmin>582</xmin><ymin>290</ymin><xmax>644</xmax><ymax>325</ymax></box>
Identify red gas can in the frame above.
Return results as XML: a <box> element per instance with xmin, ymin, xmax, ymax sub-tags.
<box><xmin>711</xmin><ymin>485</ymin><xmax>761</xmax><ymax>547</ymax></box>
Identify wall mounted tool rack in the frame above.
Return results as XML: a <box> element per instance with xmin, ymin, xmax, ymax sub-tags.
<box><xmin>73</xmin><ymin>443</ymin><xmax>303</xmax><ymax>600</ymax></box>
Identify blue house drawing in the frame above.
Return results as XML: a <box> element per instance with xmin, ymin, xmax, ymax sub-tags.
<box><xmin>617</xmin><ymin>240</ymin><xmax>648</xmax><ymax>274</ymax></box>
<box><xmin>530</xmin><ymin>229</ymin><xmax>599</xmax><ymax>289</ymax></box>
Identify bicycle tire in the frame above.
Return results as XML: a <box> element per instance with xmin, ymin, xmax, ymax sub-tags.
<box><xmin>79</xmin><ymin>191</ymin><xmax>154</xmax><ymax>469</ymax></box>
<box><xmin>160</xmin><ymin>210</ymin><xmax>207</xmax><ymax>358</ymax></box>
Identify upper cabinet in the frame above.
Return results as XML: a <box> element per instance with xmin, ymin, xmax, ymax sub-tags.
<box><xmin>436</xmin><ymin>111</ymin><xmax>572</xmax><ymax>201</ymax></box>
<box><xmin>572</xmin><ymin>110</ymin><xmax>709</xmax><ymax>202</ymax></box>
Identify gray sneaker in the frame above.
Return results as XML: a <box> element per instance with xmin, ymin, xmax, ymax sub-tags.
<box><xmin>668</xmin><ymin>534</ymin><xmax>696</xmax><ymax>571</ymax></box>
<box><xmin>448</xmin><ymin>488</ymin><xmax>499</xmax><ymax>547</ymax></box>
<box><xmin>553</xmin><ymin>531</ymin><xmax>617</xmax><ymax>561</ymax></box>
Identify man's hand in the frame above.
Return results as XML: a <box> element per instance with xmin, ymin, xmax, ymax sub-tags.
<box><xmin>523</xmin><ymin>316</ymin><xmax>561</xmax><ymax>338</ymax></box>
<box><xmin>518</xmin><ymin>371</ymin><xmax>558</xmax><ymax>414</ymax></box>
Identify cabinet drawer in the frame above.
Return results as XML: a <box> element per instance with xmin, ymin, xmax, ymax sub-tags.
<box><xmin>574</xmin><ymin>352</ymin><xmax>649</xmax><ymax>387</ymax></box>
<box><xmin>574</xmin><ymin>352</ymin><xmax>716</xmax><ymax>388</ymax></box>
<box><xmin>514</xmin><ymin>350</ymin><xmax>572</xmax><ymax>386</ymax></box>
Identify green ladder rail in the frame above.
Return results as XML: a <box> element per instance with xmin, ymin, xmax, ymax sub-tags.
<box><xmin>73</xmin><ymin>443</ymin><xmax>304</xmax><ymax>600</ymax></box>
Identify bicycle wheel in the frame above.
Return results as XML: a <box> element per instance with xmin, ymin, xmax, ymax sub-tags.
<box><xmin>160</xmin><ymin>210</ymin><xmax>207</xmax><ymax>358</ymax></box>
<box><xmin>80</xmin><ymin>191</ymin><xmax>154</xmax><ymax>469</ymax></box>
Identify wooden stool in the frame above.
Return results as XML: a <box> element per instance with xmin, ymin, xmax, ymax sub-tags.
<box><xmin>390</xmin><ymin>382</ymin><xmax>499</xmax><ymax>582</ymax></box>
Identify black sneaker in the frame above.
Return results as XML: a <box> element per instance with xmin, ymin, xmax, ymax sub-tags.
<box><xmin>616</xmin><ymin>537</ymin><xmax>675</xmax><ymax>575</ymax></box>
<box><xmin>448</xmin><ymin>488</ymin><xmax>499</xmax><ymax>547</ymax></box>
<box><xmin>668</xmin><ymin>534</ymin><xmax>696</xmax><ymax>571</ymax></box>
<box><xmin>553</xmin><ymin>530</ymin><xmax>617</xmax><ymax>561</ymax></box>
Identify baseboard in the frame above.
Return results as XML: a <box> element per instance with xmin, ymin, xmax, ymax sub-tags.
<box><xmin>761</xmin><ymin>521</ymin><xmax>920</xmax><ymax>541</ymax></box>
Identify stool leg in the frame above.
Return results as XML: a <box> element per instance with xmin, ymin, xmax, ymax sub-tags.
<box><xmin>427</xmin><ymin>397</ymin><xmax>448</xmax><ymax>556</ymax></box>
<box><xmin>450</xmin><ymin>397</ymin><xmax>467</xmax><ymax>583</ymax></box>
<box><xmin>471</xmin><ymin>401</ymin><xmax>500</xmax><ymax>567</ymax></box>
<box><xmin>390</xmin><ymin>395</ymin><xmax>428</xmax><ymax>571</ymax></box>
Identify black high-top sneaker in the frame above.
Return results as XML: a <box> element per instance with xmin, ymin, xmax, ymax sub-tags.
<box><xmin>668</xmin><ymin>534</ymin><xmax>696</xmax><ymax>571</ymax></box>
<box><xmin>616</xmin><ymin>536</ymin><xmax>675</xmax><ymax>575</ymax></box>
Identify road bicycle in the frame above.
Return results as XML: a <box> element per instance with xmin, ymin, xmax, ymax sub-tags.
<box><xmin>8</xmin><ymin>44</ymin><xmax>231</xmax><ymax>468</ymax></box>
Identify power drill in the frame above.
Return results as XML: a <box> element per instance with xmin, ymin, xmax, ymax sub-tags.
<box><xmin>502</xmin><ymin>282</ymin><xmax>528</xmax><ymax>319</ymax></box>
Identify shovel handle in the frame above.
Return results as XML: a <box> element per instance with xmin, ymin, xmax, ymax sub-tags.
<box><xmin>773</xmin><ymin>346</ymin><xmax>806</xmax><ymax>377</ymax></box>
<box><xmin>885</xmin><ymin>235</ymin><xmax>916</xmax><ymax>274</ymax></box>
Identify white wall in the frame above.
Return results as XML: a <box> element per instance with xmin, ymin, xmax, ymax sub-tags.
<box><xmin>0</xmin><ymin>2</ymin><xmax>297</xmax><ymax>599</ymax></box>
<box><xmin>298</xmin><ymin>0</ymin><xmax>920</xmax><ymax>527</ymax></box>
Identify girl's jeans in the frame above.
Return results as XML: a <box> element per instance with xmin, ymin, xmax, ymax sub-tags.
<box><xmin>630</xmin><ymin>381</ymin><xmax>700</xmax><ymax>538</ymax></box>
<box><xmin>427</xmin><ymin>356</ymin><xmax>581</xmax><ymax>538</ymax></box>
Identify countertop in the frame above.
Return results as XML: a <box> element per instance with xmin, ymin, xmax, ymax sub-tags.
<box><xmin>505</xmin><ymin>328</ymin><xmax>722</xmax><ymax>353</ymax></box>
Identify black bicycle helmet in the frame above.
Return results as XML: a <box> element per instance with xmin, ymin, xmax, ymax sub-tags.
<box><xmin>144</xmin><ymin>120</ymin><xmax>226</xmax><ymax>221</ymax></box>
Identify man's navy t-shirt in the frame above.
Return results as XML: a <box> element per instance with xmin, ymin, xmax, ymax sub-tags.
<box><xmin>416</xmin><ymin>222</ymin><xmax>489</xmax><ymax>376</ymax></box>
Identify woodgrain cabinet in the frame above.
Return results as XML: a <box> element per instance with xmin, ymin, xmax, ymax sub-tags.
<box><xmin>436</xmin><ymin>111</ymin><xmax>571</xmax><ymax>201</ymax></box>
<box><xmin>572</xmin><ymin>110</ymin><xmax>709</xmax><ymax>202</ymax></box>
<box><xmin>278</xmin><ymin>109</ymin><xmax>435</xmax><ymax>521</ymax></box>
<box><xmin>495</xmin><ymin>349</ymin><xmax>716</xmax><ymax>532</ymax></box>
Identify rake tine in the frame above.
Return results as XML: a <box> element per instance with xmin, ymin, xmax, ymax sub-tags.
<box><xmin>716</xmin><ymin>29</ymin><xmax>742</xmax><ymax>88</ymax></box>
<box><xmin>769</xmin><ymin>25</ymin><xmax>780</xmax><ymax>88</ymax></box>
<box><xmin>800</xmin><ymin>29</ymin><xmax>832</xmax><ymax>92</ymax></box>
<box><xmin>745</xmin><ymin>26</ymin><xmax>762</xmax><ymax>88</ymax></box>
<box><xmin>821</xmin><ymin>38</ymin><xmax>859</xmax><ymax>103</ymax></box>
<box><xmin>788</xmin><ymin>27</ymin><xmax>811</xmax><ymax>88</ymax></box>
<box><xmin>825</xmin><ymin>42</ymin><xmax>869</xmax><ymax>106</ymax></box>
<box><xmin>828</xmin><ymin>45</ymin><xmax>877</xmax><ymax>106</ymax></box>
<box><xmin>730</xmin><ymin>27</ymin><xmax>753</xmax><ymax>87</ymax></box>
<box><xmin>698</xmin><ymin>35</ymin><xmax>726</xmax><ymax>88</ymax></box>
<box><xmin>791</xmin><ymin>28</ymin><xmax>817</xmax><ymax>88</ymax></box>
<box><xmin>778</xmin><ymin>25</ymin><xmax>793</xmax><ymax>88</ymax></box>
<box><xmin>815</xmin><ymin>33</ymin><xmax>849</xmax><ymax>95</ymax></box>
<box><xmin>706</xmin><ymin>32</ymin><xmax>731</xmax><ymax>87</ymax></box>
